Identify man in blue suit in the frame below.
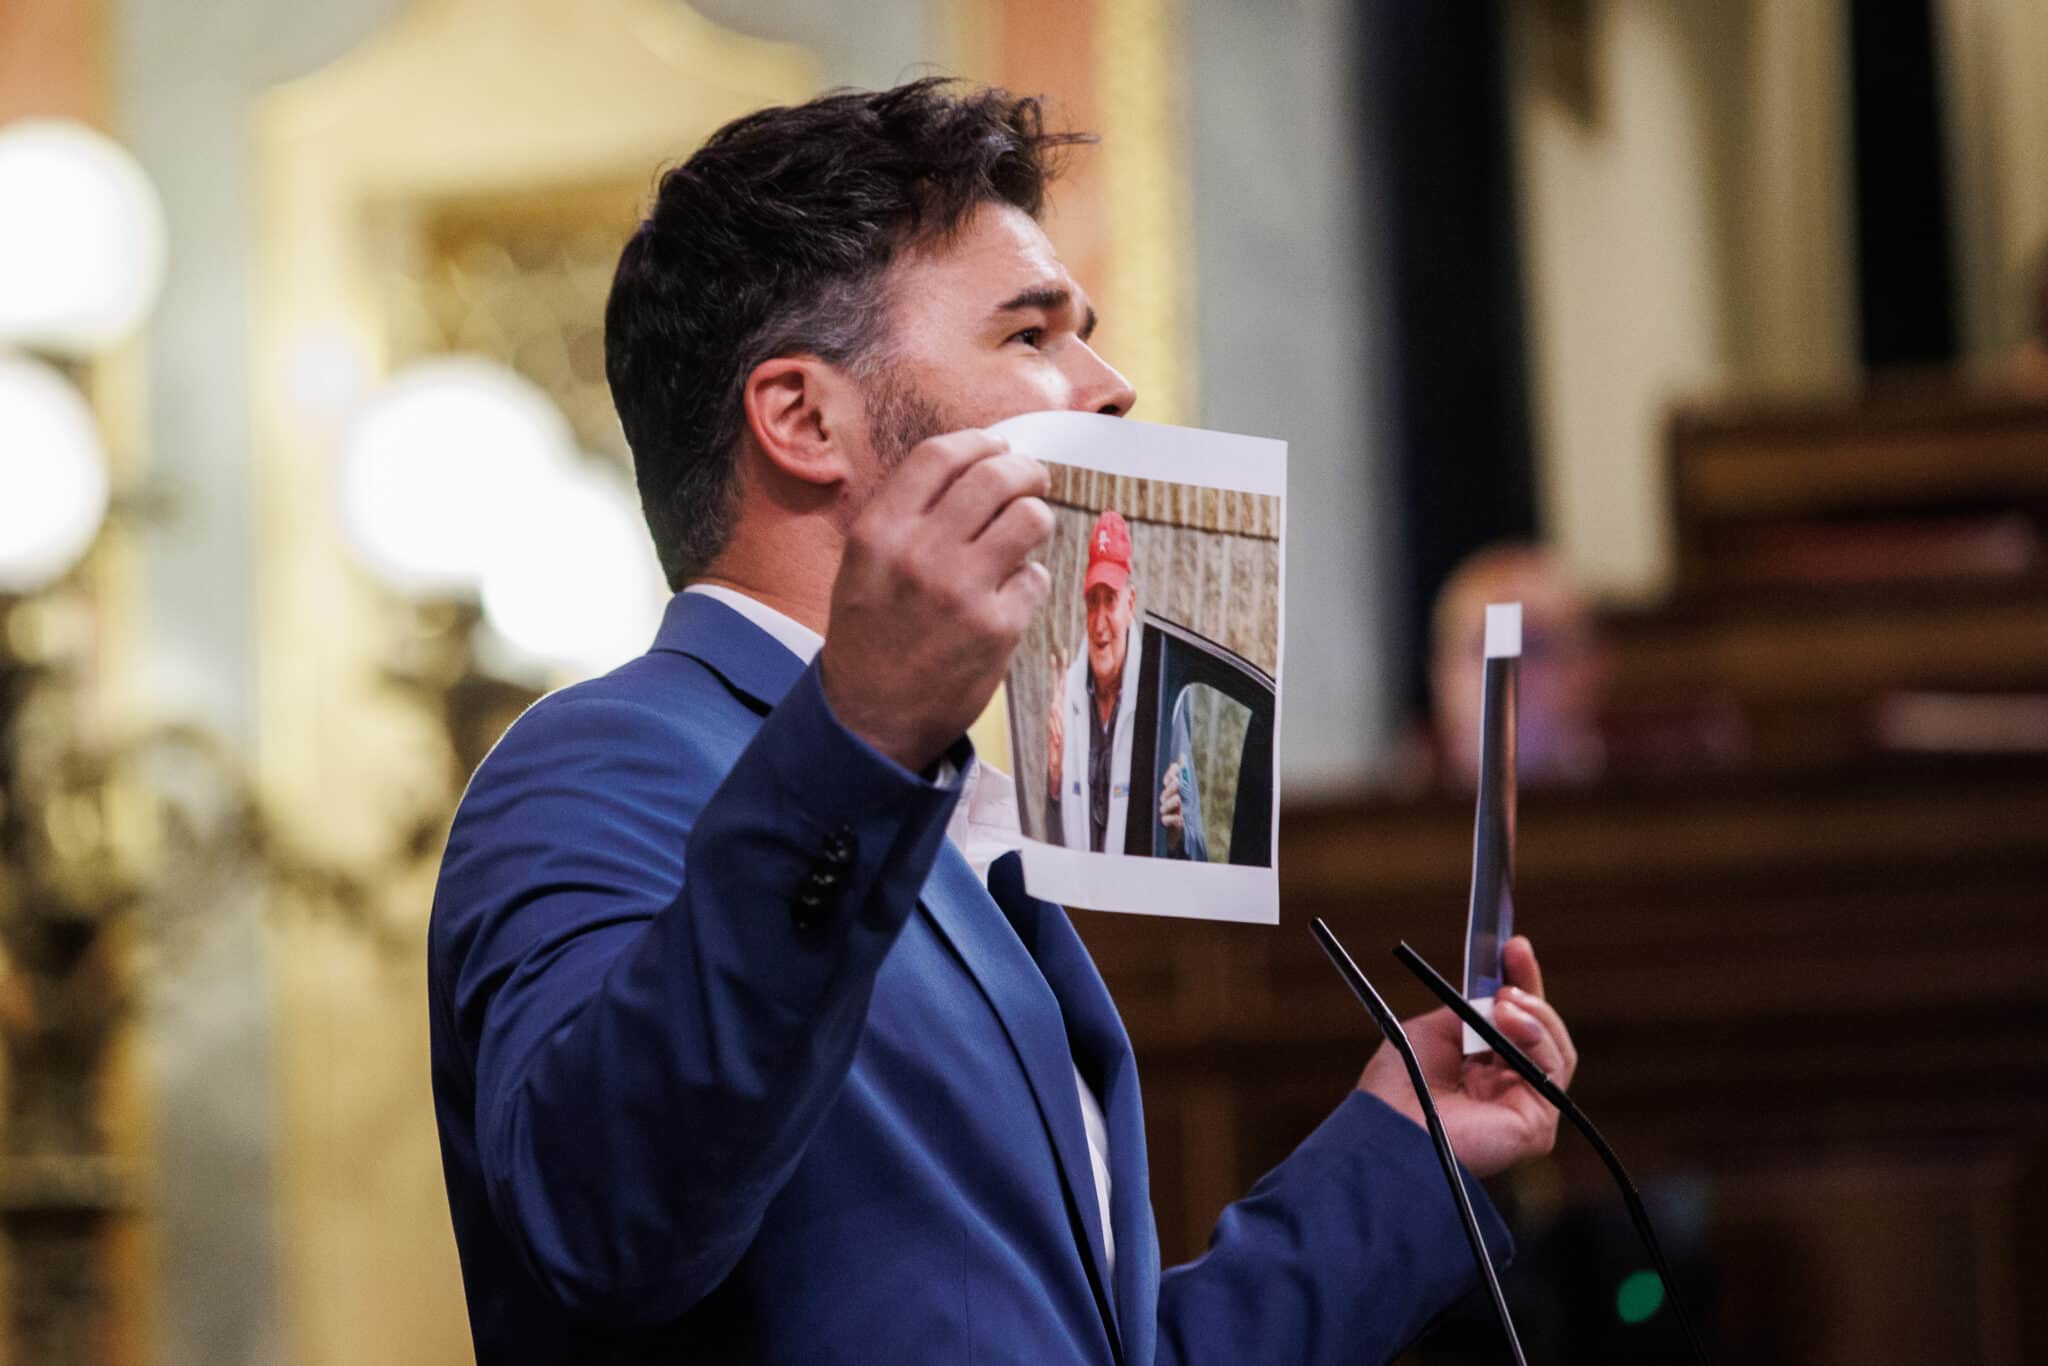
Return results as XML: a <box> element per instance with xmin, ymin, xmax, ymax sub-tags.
<box><xmin>429</xmin><ymin>80</ymin><xmax>1578</xmax><ymax>1364</ymax></box>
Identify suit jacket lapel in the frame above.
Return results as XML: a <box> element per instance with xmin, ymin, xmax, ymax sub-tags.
<box><xmin>650</xmin><ymin>590</ymin><xmax>806</xmax><ymax>712</ymax></box>
<box><xmin>1104</xmin><ymin>1048</ymin><xmax>1154</xmax><ymax>1366</ymax></box>
<box><xmin>924</xmin><ymin>845</ymin><xmax>1124</xmax><ymax>1357</ymax></box>
<box><xmin>990</xmin><ymin>853</ymin><xmax>1156</xmax><ymax>1364</ymax></box>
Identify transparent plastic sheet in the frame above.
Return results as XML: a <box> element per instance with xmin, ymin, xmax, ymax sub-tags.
<box><xmin>1461</xmin><ymin>603</ymin><xmax>1520</xmax><ymax>1053</ymax></box>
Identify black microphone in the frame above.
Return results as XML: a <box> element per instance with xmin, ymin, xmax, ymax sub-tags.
<box><xmin>1393</xmin><ymin>939</ymin><xmax>1713</xmax><ymax>1366</ymax></box>
<box><xmin>1309</xmin><ymin>917</ymin><xmax>1528</xmax><ymax>1366</ymax></box>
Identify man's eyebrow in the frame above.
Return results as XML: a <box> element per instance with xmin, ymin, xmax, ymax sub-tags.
<box><xmin>993</xmin><ymin>286</ymin><xmax>1099</xmax><ymax>342</ymax></box>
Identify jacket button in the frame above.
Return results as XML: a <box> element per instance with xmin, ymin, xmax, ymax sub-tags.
<box><xmin>791</xmin><ymin>843</ymin><xmax>851</xmax><ymax>930</ymax></box>
<box><xmin>822</xmin><ymin>827</ymin><xmax>858</xmax><ymax>868</ymax></box>
<box><xmin>792</xmin><ymin>830</ymin><xmax>858</xmax><ymax>931</ymax></box>
<box><xmin>792</xmin><ymin>886</ymin><xmax>831</xmax><ymax>932</ymax></box>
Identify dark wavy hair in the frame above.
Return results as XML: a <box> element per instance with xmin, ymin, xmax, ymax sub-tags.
<box><xmin>604</xmin><ymin>78</ymin><xmax>1089</xmax><ymax>589</ymax></box>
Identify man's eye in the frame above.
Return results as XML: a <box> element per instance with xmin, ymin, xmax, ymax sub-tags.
<box><xmin>1008</xmin><ymin>327</ymin><xmax>1046</xmax><ymax>349</ymax></box>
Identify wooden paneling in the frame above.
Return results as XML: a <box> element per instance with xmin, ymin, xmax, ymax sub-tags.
<box><xmin>1666</xmin><ymin>386</ymin><xmax>2048</xmax><ymax>600</ymax></box>
<box><xmin>1079</xmin><ymin>757</ymin><xmax>2048</xmax><ymax>1362</ymax></box>
<box><xmin>1670</xmin><ymin>386</ymin><xmax>2048</xmax><ymax>527</ymax></box>
<box><xmin>1580</xmin><ymin>386</ymin><xmax>2048</xmax><ymax>774</ymax></box>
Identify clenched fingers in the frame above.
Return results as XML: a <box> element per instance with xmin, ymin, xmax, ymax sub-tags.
<box><xmin>935</xmin><ymin>449</ymin><xmax>1051</xmax><ymax>544</ymax></box>
<box><xmin>993</xmin><ymin>557</ymin><xmax>1052</xmax><ymax>625</ymax></box>
<box><xmin>974</xmin><ymin>493</ymin><xmax>1057</xmax><ymax>583</ymax></box>
<box><xmin>1493</xmin><ymin>985</ymin><xmax>1577</xmax><ymax>1086</ymax></box>
<box><xmin>886</xmin><ymin>429</ymin><xmax>1012</xmax><ymax>517</ymax></box>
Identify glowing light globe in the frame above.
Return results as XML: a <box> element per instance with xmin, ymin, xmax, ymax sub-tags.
<box><xmin>480</xmin><ymin>458</ymin><xmax>667</xmax><ymax>677</ymax></box>
<box><xmin>338</xmin><ymin>357</ymin><xmax>574</xmax><ymax>597</ymax></box>
<box><xmin>0</xmin><ymin>351</ymin><xmax>111</xmax><ymax>593</ymax></box>
<box><xmin>0</xmin><ymin>119</ymin><xmax>168</xmax><ymax>356</ymax></box>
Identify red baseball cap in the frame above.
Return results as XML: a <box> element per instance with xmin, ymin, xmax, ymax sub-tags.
<box><xmin>1084</xmin><ymin>509</ymin><xmax>1132</xmax><ymax>594</ymax></box>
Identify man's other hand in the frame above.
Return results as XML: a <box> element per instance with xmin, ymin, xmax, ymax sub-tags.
<box><xmin>1354</xmin><ymin>935</ymin><xmax>1577</xmax><ymax>1178</ymax></box>
<box><xmin>1158</xmin><ymin>759</ymin><xmax>1185</xmax><ymax>853</ymax></box>
<box><xmin>821</xmin><ymin>430</ymin><xmax>1054</xmax><ymax>773</ymax></box>
<box><xmin>1047</xmin><ymin>648</ymin><xmax>1067</xmax><ymax>793</ymax></box>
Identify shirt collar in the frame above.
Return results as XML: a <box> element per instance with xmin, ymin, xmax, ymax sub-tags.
<box><xmin>683</xmin><ymin>583</ymin><xmax>823</xmax><ymax>666</ymax></box>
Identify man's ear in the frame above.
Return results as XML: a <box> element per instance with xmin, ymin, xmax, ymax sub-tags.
<box><xmin>741</xmin><ymin>355</ymin><xmax>860</xmax><ymax>487</ymax></box>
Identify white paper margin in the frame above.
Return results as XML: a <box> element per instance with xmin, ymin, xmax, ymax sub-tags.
<box><xmin>1461</xmin><ymin>995</ymin><xmax>1497</xmax><ymax>1056</ymax></box>
<box><xmin>1483</xmin><ymin>602</ymin><xmax>1522</xmax><ymax>659</ymax></box>
<box><xmin>989</xmin><ymin>410</ymin><xmax>1287</xmax><ymax>496</ymax></box>
<box><xmin>1013</xmin><ymin>845</ymin><xmax>1280</xmax><ymax>925</ymax></box>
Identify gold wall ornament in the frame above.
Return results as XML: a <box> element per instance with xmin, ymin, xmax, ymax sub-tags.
<box><xmin>0</xmin><ymin>584</ymin><xmax>146</xmax><ymax>1366</ymax></box>
<box><xmin>0</xmin><ymin>578</ymin><xmax>456</xmax><ymax>1366</ymax></box>
<box><xmin>249</xmin><ymin>4</ymin><xmax>817</xmax><ymax>1362</ymax></box>
<box><xmin>373</xmin><ymin>181</ymin><xmax>643</xmax><ymax>468</ymax></box>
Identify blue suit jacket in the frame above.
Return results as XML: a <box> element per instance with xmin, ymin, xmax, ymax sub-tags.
<box><xmin>428</xmin><ymin>591</ymin><xmax>1509</xmax><ymax>1364</ymax></box>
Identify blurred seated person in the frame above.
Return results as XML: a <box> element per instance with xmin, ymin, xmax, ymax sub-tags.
<box><xmin>1426</xmin><ymin>543</ymin><xmax>1609</xmax><ymax>789</ymax></box>
<box><xmin>1398</xmin><ymin>542</ymin><xmax>1749</xmax><ymax>792</ymax></box>
<box><xmin>2011</xmin><ymin>239</ymin><xmax>2048</xmax><ymax>393</ymax></box>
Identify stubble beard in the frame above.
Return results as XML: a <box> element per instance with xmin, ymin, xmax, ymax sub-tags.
<box><xmin>840</xmin><ymin>362</ymin><xmax>950</xmax><ymax>539</ymax></box>
<box><xmin>862</xmin><ymin>357</ymin><xmax>956</xmax><ymax>482</ymax></box>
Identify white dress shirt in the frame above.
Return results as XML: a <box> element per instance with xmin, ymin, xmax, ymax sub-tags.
<box><xmin>680</xmin><ymin>583</ymin><xmax>1115</xmax><ymax>1276</ymax></box>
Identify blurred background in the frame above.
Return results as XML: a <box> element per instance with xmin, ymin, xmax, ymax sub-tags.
<box><xmin>1</xmin><ymin>0</ymin><xmax>2044</xmax><ymax>1362</ymax></box>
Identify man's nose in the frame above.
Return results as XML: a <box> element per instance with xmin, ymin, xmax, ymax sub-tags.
<box><xmin>1068</xmin><ymin>343</ymin><xmax>1137</xmax><ymax>418</ymax></box>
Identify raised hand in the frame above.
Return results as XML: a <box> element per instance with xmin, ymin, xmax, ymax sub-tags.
<box><xmin>820</xmin><ymin>430</ymin><xmax>1054</xmax><ymax>773</ymax></box>
<box><xmin>1047</xmin><ymin>648</ymin><xmax>1067</xmax><ymax>793</ymax></box>
<box><xmin>1354</xmin><ymin>935</ymin><xmax>1578</xmax><ymax>1178</ymax></box>
<box><xmin>1158</xmin><ymin>759</ymin><xmax>1184</xmax><ymax>853</ymax></box>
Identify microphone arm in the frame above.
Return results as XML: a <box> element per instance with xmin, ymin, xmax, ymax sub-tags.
<box><xmin>1309</xmin><ymin>918</ymin><xmax>1529</xmax><ymax>1366</ymax></box>
<box><xmin>1393</xmin><ymin>940</ymin><xmax>1712</xmax><ymax>1366</ymax></box>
